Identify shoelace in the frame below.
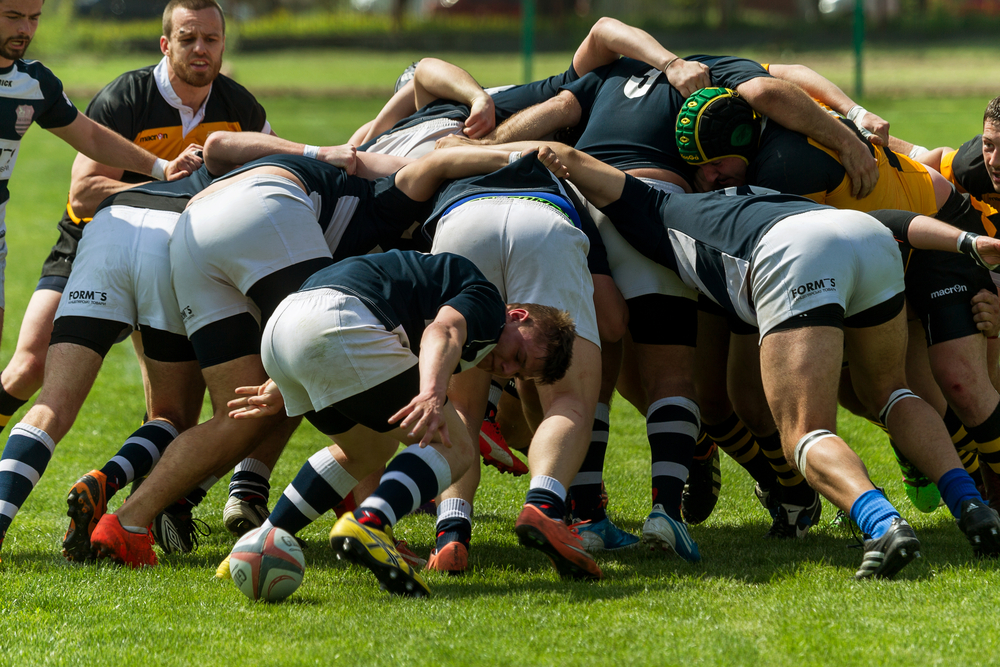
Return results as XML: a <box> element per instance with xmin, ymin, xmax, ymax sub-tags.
<box><xmin>184</xmin><ymin>517</ymin><xmax>212</xmax><ymax>551</ymax></box>
<box><xmin>833</xmin><ymin>510</ymin><xmax>865</xmax><ymax>549</ymax></box>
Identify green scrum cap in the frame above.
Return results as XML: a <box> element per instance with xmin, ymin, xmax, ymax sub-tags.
<box><xmin>676</xmin><ymin>87</ymin><xmax>761</xmax><ymax>166</ymax></box>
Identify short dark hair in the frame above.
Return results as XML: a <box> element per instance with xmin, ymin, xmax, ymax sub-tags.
<box><xmin>163</xmin><ymin>0</ymin><xmax>225</xmax><ymax>37</ymax></box>
<box><xmin>510</xmin><ymin>303</ymin><xmax>576</xmax><ymax>385</ymax></box>
<box><xmin>985</xmin><ymin>95</ymin><xmax>1000</xmax><ymax>126</ymax></box>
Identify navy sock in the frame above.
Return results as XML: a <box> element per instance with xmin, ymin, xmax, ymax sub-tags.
<box><xmin>526</xmin><ymin>488</ymin><xmax>565</xmax><ymax>520</ymax></box>
<box><xmin>0</xmin><ymin>424</ymin><xmax>55</xmax><ymax>544</ymax></box>
<box><xmin>435</xmin><ymin>517</ymin><xmax>472</xmax><ymax>550</ymax></box>
<box><xmin>647</xmin><ymin>396</ymin><xmax>700</xmax><ymax>521</ymax></box>
<box><xmin>850</xmin><ymin>489</ymin><xmax>900</xmax><ymax>539</ymax></box>
<box><xmin>568</xmin><ymin>402</ymin><xmax>610</xmax><ymax>522</ymax></box>
<box><xmin>270</xmin><ymin>448</ymin><xmax>357</xmax><ymax>535</ymax></box>
<box><xmin>356</xmin><ymin>445</ymin><xmax>451</xmax><ymax>530</ymax></box>
<box><xmin>938</xmin><ymin>467</ymin><xmax>983</xmax><ymax>518</ymax></box>
<box><xmin>100</xmin><ymin>420</ymin><xmax>176</xmax><ymax>498</ymax></box>
<box><xmin>229</xmin><ymin>458</ymin><xmax>272</xmax><ymax>502</ymax></box>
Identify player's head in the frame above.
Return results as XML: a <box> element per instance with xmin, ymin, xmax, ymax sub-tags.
<box><xmin>477</xmin><ymin>304</ymin><xmax>576</xmax><ymax>385</ymax></box>
<box><xmin>677</xmin><ymin>87</ymin><xmax>760</xmax><ymax>191</ymax></box>
<box><xmin>161</xmin><ymin>0</ymin><xmax>225</xmax><ymax>88</ymax></box>
<box><xmin>0</xmin><ymin>0</ymin><xmax>43</xmax><ymax>65</ymax></box>
<box><xmin>983</xmin><ymin>95</ymin><xmax>1000</xmax><ymax>192</ymax></box>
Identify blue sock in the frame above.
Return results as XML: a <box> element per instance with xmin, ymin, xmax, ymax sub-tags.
<box><xmin>937</xmin><ymin>467</ymin><xmax>983</xmax><ymax>518</ymax></box>
<box><xmin>850</xmin><ymin>489</ymin><xmax>900</xmax><ymax>539</ymax></box>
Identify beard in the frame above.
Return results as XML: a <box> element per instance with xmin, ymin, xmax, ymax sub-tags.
<box><xmin>0</xmin><ymin>35</ymin><xmax>31</xmax><ymax>62</ymax></box>
<box><xmin>169</xmin><ymin>53</ymin><xmax>221</xmax><ymax>88</ymax></box>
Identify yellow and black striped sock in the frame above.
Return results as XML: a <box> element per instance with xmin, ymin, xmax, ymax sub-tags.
<box><xmin>0</xmin><ymin>387</ymin><xmax>28</xmax><ymax>435</ymax></box>
<box><xmin>967</xmin><ymin>400</ymin><xmax>1000</xmax><ymax>475</ymax></box>
<box><xmin>943</xmin><ymin>406</ymin><xmax>980</xmax><ymax>476</ymax></box>
<box><xmin>757</xmin><ymin>431</ymin><xmax>811</xmax><ymax>504</ymax></box>
<box><xmin>704</xmin><ymin>411</ymin><xmax>777</xmax><ymax>488</ymax></box>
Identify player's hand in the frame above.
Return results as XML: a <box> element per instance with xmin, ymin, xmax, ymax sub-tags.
<box><xmin>464</xmin><ymin>93</ymin><xmax>496</xmax><ymax>139</ymax></box>
<box><xmin>321</xmin><ymin>144</ymin><xmax>357</xmax><ymax>175</ymax></box>
<box><xmin>665</xmin><ymin>59</ymin><xmax>711</xmax><ymax>99</ymax></box>
<box><xmin>972</xmin><ymin>288</ymin><xmax>1000</xmax><ymax>338</ymax></box>
<box><xmin>164</xmin><ymin>143</ymin><xmax>204</xmax><ymax>181</ymax></box>
<box><xmin>975</xmin><ymin>235</ymin><xmax>1000</xmax><ymax>270</ymax></box>
<box><xmin>853</xmin><ymin>110</ymin><xmax>889</xmax><ymax>147</ymax></box>
<box><xmin>228</xmin><ymin>379</ymin><xmax>285</xmax><ymax>419</ymax></box>
<box><xmin>435</xmin><ymin>134</ymin><xmax>479</xmax><ymax>150</ymax></box>
<box><xmin>840</xmin><ymin>136</ymin><xmax>879</xmax><ymax>199</ymax></box>
<box><xmin>536</xmin><ymin>145</ymin><xmax>569</xmax><ymax>178</ymax></box>
<box><xmin>388</xmin><ymin>391</ymin><xmax>451</xmax><ymax>448</ymax></box>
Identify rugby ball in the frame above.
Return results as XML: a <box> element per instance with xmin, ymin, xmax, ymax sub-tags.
<box><xmin>229</xmin><ymin>526</ymin><xmax>305</xmax><ymax>602</ymax></box>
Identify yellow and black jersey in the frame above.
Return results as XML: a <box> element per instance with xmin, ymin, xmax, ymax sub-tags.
<box><xmin>747</xmin><ymin>118</ymin><xmax>938</xmax><ymax>216</ymax></box>
<box><xmin>85</xmin><ymin>63</ymin><xmax>267</xmax><ymax>186</ymax></box>
<box><xmin>941</xmin><ymin>136</ymin><xmax>1000</xmax><ymax>237</ymax></box>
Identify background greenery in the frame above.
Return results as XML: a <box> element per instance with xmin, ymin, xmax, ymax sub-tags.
<box><xmin>0</xmin><ymin>49</ymin><xmax>997</xmax><ymax>666</ymax></box>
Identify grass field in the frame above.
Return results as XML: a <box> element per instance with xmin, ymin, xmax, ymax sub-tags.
<box><xmin>1</xmin><ymin>50</ymin><xmax>999</xmax><ymax>666</ymax></box>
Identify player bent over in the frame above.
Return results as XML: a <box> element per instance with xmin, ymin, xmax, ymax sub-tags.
<box><xmin>226</xmin><ymin>250</ymin><xmax>577</xmax><ymax>596</ymax></box>
<box><xmin>540</xmin><ymin>143</ymin><xmax>1000</xmax><ymax>577</ymax></box>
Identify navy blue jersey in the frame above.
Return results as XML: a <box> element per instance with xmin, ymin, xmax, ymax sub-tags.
<box><xmin>299</xmin><ymin>249</ymin><xmax>506</xmax><ymax>370</ymax></box>
<box><xmin>0</xmin><ymin>59</ymin><xmax>78</xmax><ymax>206</ymax></box>
<box><xmin>360</xmin><ymin>63</ymin><xmax>588</xmax><ymax>150</ymax></box>
<box><xmin>95</xmin><ymin>165</ymin><xmax>215</xmax><ymax>215</ymax></box>
<box><xmin>422</xmin><ymin>153</ymin><xmax>609</xmax><ymax>275</ymax></box>
<box><xmin>571</xmin><ymin>56</ymin><xmax>769</xmax><ymax>179</ymax></box>
<box><xmin>218</xmin><ymin>155</ymin><xmax>430</xmax><ymax>260</ymax></box>
<box><xmin>601</xmin><ymin>175</ymin><xmax>825</xmax><ymax>321</ymax></box>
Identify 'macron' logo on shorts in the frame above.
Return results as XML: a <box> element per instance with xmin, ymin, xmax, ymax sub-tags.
<box><xmin>930</xmin><ymin>284</ymin><xmax>968</xmax><ymax>299</ymax></box>
<box><xmin>789</xmin><ymin>278</ymin><xmax>837</xmax><ymax>302</ymax></box>
<box><xmin>67</xmin><ymin>289</ymin><xmax>108</xmax><ymax>304</ymax></box>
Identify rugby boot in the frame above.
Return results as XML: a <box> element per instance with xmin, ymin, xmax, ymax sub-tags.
<box><xmin>958</xmin><ymin>498</ymin><xmax>1000</xmax><ymax>558</ymax></box>
<box><xmin>641</xmin><ymin>504</ymin><xmax>700</xmax><ymax>562</ymax></box>
<box><xmin>329</xmin><ymin>513</ymin><xmax>430</xmax><ymax>597</ymax></box>
<box><xmin>681</xmin><ymin>440</ymin><xmax>722</xmax><ymax>524</ymax></box>
<box><xmin>854</xmin><ymin>517</ymin><xmax>921</xmax><ymax>580</ymax></box>
<box><xmin>62</xmin><ymin>470</ymin><xmax>108</xmax><ymax>562</ymax></box>
<box><xmin>91</xmin><ymin>514</ymin><xmax>157</xmax><ymax>568</ymax></box>
<box><xmin>514</xmin><ymin>504</ymin><xmax>602</xmax><ymax>580</ymax></box>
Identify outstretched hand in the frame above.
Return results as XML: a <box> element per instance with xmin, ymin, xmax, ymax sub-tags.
<box><xmin>388</xmin><ymin>390</ymin><xmax>451</xmax><ymax>448</ymax></box>
<box><xmin>227</xmin><ymin>379</ymin><xmax>285</xmax><ymax>419</ymax></box>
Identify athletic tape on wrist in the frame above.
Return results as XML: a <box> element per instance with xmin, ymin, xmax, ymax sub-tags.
<box><xmin>907</xmin><ymin>145</ymin><xmax>928</xmax><ymax>159</ymax></box>
<box><xmin>846</xmin><ymin>105</ymin><xmax>867</xmax><ymax>123</ymax></box>
<box><xmin>959</xmin><ymin>231</ymin><xmax>1000</xmax><ymax>270</ymax></box>
<box><xmin>151</xmin><ymin>158</ymin><xmax>168</xmax><ymax>181</ymax></box>
<box><xmin>508</xmin><ymin>151</ymin><xmax>522</xmax><ymax>164</ymax></box>
<box><xmin>302</xmin><ymin>145</ymin><xmax>320</xmax><ymax>160</ymax></box>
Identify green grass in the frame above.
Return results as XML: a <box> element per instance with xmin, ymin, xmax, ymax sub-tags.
<box><xmin>0</xmin><ymin>54</ymin><xmax>999</xmax><ymax>666</ymax></box>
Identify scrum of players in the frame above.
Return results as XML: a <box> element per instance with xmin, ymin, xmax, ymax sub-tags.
<box><xmin>1</xmin><ymin>0</ymin><xmax>1000</xmax><ymax>596</ymax></box>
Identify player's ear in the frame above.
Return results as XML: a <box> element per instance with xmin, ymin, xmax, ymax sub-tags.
<box><xmin>160</xmin><ymin>35</ymin><xmax>170</xmax><ymax>56</ymax></box>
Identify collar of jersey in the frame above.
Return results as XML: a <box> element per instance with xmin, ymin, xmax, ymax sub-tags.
<box><xmin>153</xmin><ymin>57</ymin><xmax>211</xmax><ymax>138</ymax></box>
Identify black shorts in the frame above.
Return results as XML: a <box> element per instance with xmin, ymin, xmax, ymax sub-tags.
<box><xmin>50</xmin><ymin>316</ymin><xmax>196</xmax><ymax>362</ymax></box>
<box><xmin>627</xmin><ymin>293</ymin><xmax>697</xmax><ymax>346</ymax></box>
<box><xmin>697</xmin><ymin>294</ymin><xmax>758</xmax><ymax>336</ymax></box>
<box><xmin>305</xmin><ymin>365</ymin><xmax>421</xmax><ymax>436</ymax></box>
<box><xmin>905</xmin><ymin>249</ymin><xmax>996</xmax><ymax>346</ymax></box>
<box><xmin>38</xmin><ymin>212</ymin><xmax>84</xmax><ymax>289</ymax></box>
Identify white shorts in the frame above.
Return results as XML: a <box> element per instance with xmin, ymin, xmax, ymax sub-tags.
<box><xmin>571</xmin><ymin>179</ymin><xmax>697</xmax><ymax>302</ymax></box>
<box><xmin>262</xmin><ymin>288</ymin><xmax>418</xmax><ymax>416</ymax></box>
<box><xmin>55</xmin><ymin>205</ymin><xmax>185</xmax><ymax>335</ymax></box>
<box><xmin>364</xmin><ymin>118</ymin><xmax>464</xmax><ymax>159</ymax></box>
<box><xmin>751</xmin><ymin>209</ymin><xmax>905</xmax><ymax>338</ymax></box>
<box><xmin>169</xmin><ymin>175</ymin><xmax>332</xmax><ymax>336</ymax></box>
<box><xmin>430</xmin><ymin>195</ymin><xmax>601</xmax><ymax>348</ymax></box>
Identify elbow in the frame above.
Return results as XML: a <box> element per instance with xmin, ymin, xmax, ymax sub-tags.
<box><xmin>202</xmin><ymin>132</ymin><xmax>227</xmax><ymax>160</ymax></box>
<box><xmin>67</xmin><ymin>191</ymin><xmax>95</xmax><ymax>220</ymax></box>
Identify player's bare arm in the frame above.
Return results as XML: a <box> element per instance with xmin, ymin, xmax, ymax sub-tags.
<box><xmin>483</xmin><ymin>90</ymin><xmax>583</xmax><ymax>145</ymax></box>
<box><xmin>413</xmin><ymin>58</ymin><xmax>496</xmax><ymax>139</ymax></box>
<box><xmin>576</xmin><ymin>17</ymin><xmax>709</xmax><ymax>97</ymax></box>
<box><xmin>734</xmin><ymin>76</ymin><xmax>879</xmax><ymax>199</ymax></box>
<box><xmin>766</xmin><ymin>63</ymin><xmax>889</xmax><ymax>146</ymax></box>
<box><xmin>202</xmin><ymin>131</ymin><xmax>357</xmax><ymax>175</ymax></box>
<box><xmin>48</xmin><ymin>113</ymin><xmax>196</xmax><ymax>183</ymax></box>
<box><xmin>67</xmin><ymin>142</ymin><xmax>204</xmax><ymax>218</ymax></box>
<box><xmin>389</xmin><ymin>305</ymin><xmax>471</xmax><ymax>448</ymax></box>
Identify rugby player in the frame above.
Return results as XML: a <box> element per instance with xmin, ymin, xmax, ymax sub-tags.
<box><xmin>680</xmin><ymin>88</ymin><xmax>1000</xmax><ymax>520</ymax></box>
<box><xmin>536</xmin><ymin>142</ymin><xmax>1000</xmax><ymax>578</ymax></box>
<box><xmin>86</xmin><ymin>142</ymin><xmax>560</xmax><ymax>567</ymax></box>
<box><xmin>226</xmin><ymin>250</ymin><xmax>576</xmax><ymax>596</ymax></box>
